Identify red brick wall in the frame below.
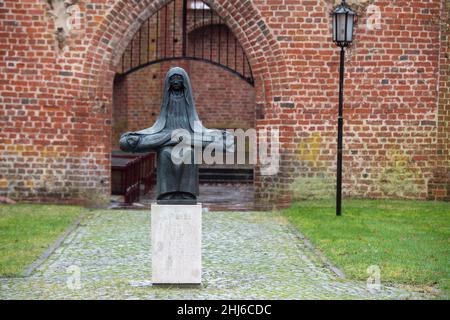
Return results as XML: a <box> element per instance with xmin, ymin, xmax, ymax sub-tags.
<box><xmin>112</xmin><ymin>75</ymin><xmax>128</xmax><ymax>147</ymax></box>
<box><xmin>429</xmin><ymin>0</ymin><xmax>450</xmax><ymax>201</ymax></box>
<box><xmin>0</xmin><ymin>0</ymin><xmax>448</xmax><ymax>208</ymax></box>
<box><xmin>0</xmin><ymin>0</ymin><xmax>112</xmax><ymax>205</ymax></box>
<box><xmin>188</xmin><ymin>60</ymin><xmax>255</xmax><ymax>129</ymax></box>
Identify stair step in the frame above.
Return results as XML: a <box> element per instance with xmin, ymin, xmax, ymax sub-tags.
<box><xmin>200</xmin><ymin>179</ymin><xmax>253</xmax><ymax>184</ymax></box>
<box><xmin>199</xmin><ymin>168</ymin><xmax>253</xmax><ymax>172</ymax></box>
<box><xmin>199</xmin><ymin>166</ymin><xmax>254</xmax><ymax>182</ymax></box>
<box><xmin>200</xmin><ymin>174</ymin><xmax>253</xmax><ymax>180</ymax></box>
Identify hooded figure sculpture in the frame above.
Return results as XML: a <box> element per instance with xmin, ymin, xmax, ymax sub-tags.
<box><xmin>119</xmin><ymin>67</ymin><xmax>234</xmax><ymax>204</ymax></box>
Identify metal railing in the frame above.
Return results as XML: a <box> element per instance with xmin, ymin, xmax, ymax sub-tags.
<box><xmin>117</xmin><ymin>0</ymin><xmax>254</xmax><ymax>85</ymax></box>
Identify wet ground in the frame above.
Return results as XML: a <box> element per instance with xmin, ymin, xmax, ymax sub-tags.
<box><xmin>111</xmin><ymin>183</ymin><xmax>255</xmax><ymax>211</ymax></box>
<box><xmin>0</xmin><ymin>210</ymin><xmax>426</xmax><ymax>300</ymax></box>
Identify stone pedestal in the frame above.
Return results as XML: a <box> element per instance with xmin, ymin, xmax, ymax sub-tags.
<box><xmin>151</xmin><ymin>203</ymin><xmax>202</xmax><ymax>284</ymax></box>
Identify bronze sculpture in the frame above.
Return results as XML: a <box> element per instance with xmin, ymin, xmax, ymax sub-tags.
<box><xmin>119</xmin><ymin>67</ymin><xmax>234</xmax><ymax>204</ymax></box>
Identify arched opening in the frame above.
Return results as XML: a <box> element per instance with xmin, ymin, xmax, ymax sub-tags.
<box><xmin>82</xmin><ymin>0</ymin><xmax>288</xmax><ymax>209</ymax></box>
<box><xmin>111</xmin><ymin>0</ymin><xmax>256</xmax><ymax>209</ymax></box>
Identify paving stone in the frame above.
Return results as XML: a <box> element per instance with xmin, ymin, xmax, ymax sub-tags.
<box><xmin>0</xmin><ymin>210</ymin><xmax>427</xmax><ymax>299</ymax></box>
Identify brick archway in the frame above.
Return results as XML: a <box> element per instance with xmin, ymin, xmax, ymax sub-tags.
<box><xmin>83</xmin><ymin>0</ymin><xmax>286</xmax><ymax>105</ymax></box>
<box><xmin>81</xmin><ymin>0</ymin><xmax>289</xmax><ymax>208</ymax></box>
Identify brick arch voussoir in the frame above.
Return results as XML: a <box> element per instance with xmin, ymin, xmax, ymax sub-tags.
<box><xmin>81</xmin><ymin>0</ymin><xmax>159</xmax><ymax>100</ymax></box>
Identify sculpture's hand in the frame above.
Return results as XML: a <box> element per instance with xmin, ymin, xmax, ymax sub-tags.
<box><xmin>119</xmin><ymin>132</ymin><xmax>140</xmax><ymax>152</ymax></box>
<box><xmin>163</xmin><ymin>130</ymin><xmax>186</xmax><ymax>147</ymax></box>
<box><xmin>162</xmin><ymin>135</ymin><xmax>183</xmax><ymax>147</ymax></box>
<box><xmin>127</xmin><ymin>135</ymin><xmax>140</xmax><ymax>148</ymax></box>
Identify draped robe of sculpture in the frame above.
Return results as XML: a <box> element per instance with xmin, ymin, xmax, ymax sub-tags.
<box><xmin>119</xmin><ymin>67</ymin><xmax>234</xmax><ymax>204</ymax></box>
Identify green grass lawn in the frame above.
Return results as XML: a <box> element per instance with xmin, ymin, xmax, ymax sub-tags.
<box><xmin>283</xmin><ymin>199</ymin><xmax>450</xmax><ymax>299</ymax></box>
<box><xmin>0</xmin><ymin>204</ymin><xmax>85</xmax><ymax>277</ymax></box>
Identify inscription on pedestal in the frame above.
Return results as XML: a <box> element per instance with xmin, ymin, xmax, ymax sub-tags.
<box><xmin>151</xmin><ymin>204</ymin><xmax>202</xmax><ymax>284</ymax></box>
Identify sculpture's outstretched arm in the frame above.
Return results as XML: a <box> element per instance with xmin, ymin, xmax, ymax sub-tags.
<box><xmin>199</xmin><ymin>130</ymin><xmax>234</xmax><ymax>153</ymax></box>
<box><xmin>119</xmin><ymin>131</ymin><xmax>173</xmax><ymax>153</ymax></box>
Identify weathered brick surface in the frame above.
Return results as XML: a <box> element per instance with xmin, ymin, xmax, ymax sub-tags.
<box><xmin>0</xmin><ymin>0</ymin><xmax>448</xmax><ymax>208</ymax></box>
<box><xmin>429</xmin><ymin>0</ymin><xmax>450</xmax><ymax>201</ymax></box>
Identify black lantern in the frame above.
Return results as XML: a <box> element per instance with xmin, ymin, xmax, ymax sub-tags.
<box><xmin>332</xmin><ymin>0</ymin><xmax>356</xmax><ymax>216</ymax></box>
<box><xmin>332</xmin><ymin>0</ymin><xmax>356</xmax><ymax>47</ymax></box>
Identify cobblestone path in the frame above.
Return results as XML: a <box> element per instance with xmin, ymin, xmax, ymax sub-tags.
<box><xmin>0</xmin><ymin>210</ymin><xmax>425</xmax><ymax>299</ymax></box>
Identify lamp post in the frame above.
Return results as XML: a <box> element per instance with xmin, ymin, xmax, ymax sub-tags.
<box><xmin>332</xmin><ymin>0</ymin><xmax>356</xmax><ymax>216</ymax></box>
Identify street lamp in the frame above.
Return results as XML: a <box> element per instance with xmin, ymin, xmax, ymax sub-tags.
<box><xmin>332</xmin><ymin>0</ymin><xmax>356</xmax><ymax>216</ymax></box>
